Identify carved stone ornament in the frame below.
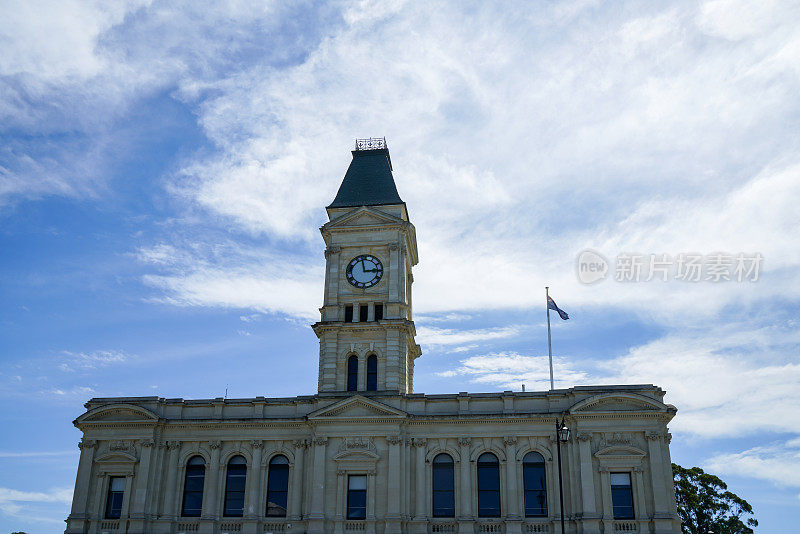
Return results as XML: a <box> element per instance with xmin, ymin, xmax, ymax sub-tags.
<box><xmin>139</xmin><ymin>439</ymin><xmax>155</xmax><ymax>448</ymax></box>
<box><xmin>293</xmin><ymin>439</ymin><xmax>309</xmax><ymax>449</ymax></box>
<box><xmin>209</xmin><ymin>440</ymin><xmax>222</xmax><ymax>449</ymax></box>
<box><xmin>313</xmin><ymin>437</ymin><xmax>329</xmax><ymax>446</ymax></box>
<box><xmin>78</xmin><ymin>439</ymin><xmax>98</xmax><ymax>450</ymax></box>
<box><xmin>166</xmin><ymin>441</ymin><xmax>181</xmax><ymax>450</ymax></box>
<box><xmin>665</xmin><ymin>432</ymin><xmax>672</xmax><ymax>444</ymax></box>
<box><xmin>503</xmin><ymin>436</ymin><xmax>517</xmax><ymax>446</ymax></box>
<box><xmin>388</xmin><ymin>243</ymin><xmax>401</xmax><ymax>251</ymax></box>
<box><xmin>386</xmin><ymin>435</ymin><xmax>402</xmax><ymax>445</ymax></box>
<box><xmin>250</xmin><ymin>440</ymin><xmax>264</xmax><ymax>449</ymax></box>
<box><xmin>599</xmin><ymin>432</ymin><xmax>632</xmax><ymax>448</ymax></box>
<box><xmin>577</xmin><ymin>433</ymin><xmax>592</xmax><ymax>442</ymax></box>
<box><xmin>109</xmin><ymin>440</ymin><xmax>129</xmax><ymax>451</ymax></box>
<box><xmin>458</xmin><ymin>437</ymin><xmax>472</xmax><ymax>447</ymax></box>
<box><xmin>339</xmin><ymin>437</ymin><xmax>375</xmax><ymax>454</ymax></box>
<box><xmin>645</xmin><ymin>431</ymin><xmax>664</xmax><ymax>441</ymax></box>
<box><xmin>324</xmin><ymin>245</ymin><xmax>341</xmax><ymax>258</ymax></box>
<box><xmin>411</xmin><ymin>438</ymin><xmax>427</xmax><ymax>448</ymax></box>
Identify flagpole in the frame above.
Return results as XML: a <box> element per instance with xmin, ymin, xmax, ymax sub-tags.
<box><xmin>546</xmin><ymin>286</ymin><xmax>554</xmax><ymax>390</ymax></box>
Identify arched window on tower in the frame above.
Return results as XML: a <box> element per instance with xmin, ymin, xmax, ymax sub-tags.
<box><xmin>432</xmin><ymin>453</ymin><xmax>455</xmax><ymax>517</ymax></box>
<box><xmin>523</xmin><ymin>451</ymin><xmax>547</xmax><ymax>517</ymax></box>
<box><xmin>347</xmin><ymin>355</ymin><xmax>358</xmax><ymax>391</ymax></box>
<box><xmin>477</xmin><ymin>452</ymin><xmax>501</xmax><ymax>517</ymax></box>
<box><xmin>366</xmin><ymin>354</ymin><xmax>377</xmax><ymax>391</ymax></box>
<box><xmin>181</xmin><ymin>455</ymin><xmax>205</xmax><ymax>517</ymax></box>
<box><xmin>223</xmin><ymin>455</ymin><xmax>247</xmax><ymax>517</ymax></box>
<box><xmin>266</xmin><ymin>455</ymin><xmax>289</xmax><ymax>517</ymax></box>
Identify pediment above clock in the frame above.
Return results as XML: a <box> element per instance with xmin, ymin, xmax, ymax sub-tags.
<box><xmin>75</xmin><ymin>404</ymin><xmax>159</xmax><ymax>426</ymax></box>
<box><xmin>307</xmin><ymin>395</ymin><xmax>407</xmax><ymax>420</ymax></box>
<box><xmin>323</xmin><ymin>206</ymin><xmax>405</xmax><ymax>231</ymax></box>
<box><xmin>569</xmin><ymin>393</ymin><xmax>667</xmax><ymax>414</ymax></box>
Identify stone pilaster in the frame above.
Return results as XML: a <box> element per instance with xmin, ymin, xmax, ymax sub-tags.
<box><xmin>308</xmin><ymin>437</ymin><xmax>328</xmax><ymax>534</ymax></box>
<box><xmin>457</xmin><ymin>437</ymin><xmax>472</xmax><ymax>534</ymax></box>
<box><xmin>386</xmin><ymin>436</ymin><xmax>402</xmax><ymax>534</ymax></box>
<box><xmin>161</xmin><ymin>441</ymin><xmax>182</xmax><ymax>519</ymax></box>
<box><xmin>201</xmin><ymin>441</ymin><xmax>222</xmax><ymax>520</ymax></box>
<box><xmin>577</xmin><ymin>433</ymin><xmax>601</xmax><ymax>533</ymax></box>
<box><xmin>289</xmin><ymin>439</ymin><xmax>307</xmax><ymax>520</ymax></box>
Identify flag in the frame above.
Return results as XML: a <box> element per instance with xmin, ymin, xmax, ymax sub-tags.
<box><xmin>547</xmin><ymin>296</ymin><xmax>569</xmax><ymax>320</ymax></box>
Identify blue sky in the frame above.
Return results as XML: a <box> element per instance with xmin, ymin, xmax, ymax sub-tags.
<box><xmin>1</xmin><ymin>0</ymin><xmax>799</xmax><ymax>532</ymax></box>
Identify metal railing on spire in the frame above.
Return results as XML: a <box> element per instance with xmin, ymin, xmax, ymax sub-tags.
<box><xmin>354</xmin><ymin>137</ymin><xmax>387</xmax><ymax>150</ymax></box>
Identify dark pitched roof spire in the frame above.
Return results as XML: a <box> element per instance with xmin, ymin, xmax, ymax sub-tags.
<box><xmin>328</xmin><ymin>138</ymin><xmax>404</xmax><ymax>209</ymax></box>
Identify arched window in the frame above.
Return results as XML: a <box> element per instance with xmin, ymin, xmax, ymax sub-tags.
<box><xmin>266</xmin><ymin>455</ymin><xmax>290</xmax><ymax>517</ymax></box>
<box><xmin>366</xmin><ymin>354</ymin><xmax>378</xmax><ymax>391</ymax></box>
<box><xmin>523</xmin><ymin>451</ymin><xmax>547</xmax><ymax>517</ymax></box>
<box><xmin>347</xmin><ymin>355</ymin><xmax>358</xmax><ymax>391</ymax></box>
<box><xmin>432</xmin><ymin>453</ymin><xmax>455</xmax><ymax>517</ymax></box>
<box><xmin>477</xmin><ymin>452</ymin><xmax>501</xmax><ymax>517</ymax></box>
<box><xmin>181</xmin><ymin>456</ymin><xmax>205</xmax><ymax>517</ymax></box>
<box><xmin>223</xmin><ymin>455</ymin><xmax>247</xmax><ymax>517</ymax></box>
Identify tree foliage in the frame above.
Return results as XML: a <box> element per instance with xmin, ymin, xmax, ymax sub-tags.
<box><xmin>672</xmin><ymin>463</ymin><xmax>758</xmax><ymax>534</ymax></box>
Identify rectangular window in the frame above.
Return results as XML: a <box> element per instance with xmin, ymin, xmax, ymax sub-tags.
<box><xmin>374</xmin><ymin>303</ymin><xmax>383</xmax><ymax>321</ymax></box>
<box><xmin>344</xmin><ymin>305</ymin><xmax>353</xmax><ymax>322</ymax></box>
<box><xmin>347</xmin><ymin>475</ymin><xmax>367</xmax><ymax>520</ymax></box>
<box><xmin>359</xmin><ymin>304</ymin><xmax>369</xmax><ymax>322</ymax></box>
<box><xmin>105</xmin><ymin>476</ymin><xmax>125</xmax><ymax>519</ymax></box>
<box><xmin>611</xmin><ymin>473</ymin><xmax>635</xmax><ymax>519</ymax></box>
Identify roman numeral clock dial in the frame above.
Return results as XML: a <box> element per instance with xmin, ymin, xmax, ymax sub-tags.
<box><xmin>346</xmin><ymin>255</ymin><xmax>383</xmax><ymax>288</ymax></box>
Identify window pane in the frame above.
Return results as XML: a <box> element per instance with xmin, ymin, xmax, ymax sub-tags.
<box><xmin>523</xmin><ymin>460</ymin><xmax>547</xmax><ymax>517</ymax></box>
<box><xmin>349</xmin><ymin>475</ymin><xmax>367</xmax><ymax>490</ymax></box>
<box><xmin>347</xmin><ymin>356</ymin><xmax>358</xmax><ymax>391</ymax></box>
<box><xmin>366</xmin><ymin>355</ymin><xmax>377</xmax><ymax>391</ymax></box>
<box><xmin>611</xmin><ymin>473</ymin><xmax>634</xmax><ymax>519</ymax></box>
<box><xmin>266</xmin><ymin>461</ymin><xmax>289</xmax><ymax>517</ymax></box>
<box><xmin>105</xmin><ymin>477</ymin><xmax>125</xmax><ymax>519</ymax></box>
<box><xmin>347</xmin><ymin>475</ymin><xmax>367</xmax><ymax>520</ymax></box>
<box><xmin>374</xmin><ymin>303</ymin><xmax>383</xmax><ymax>320</ymax></box>
<box><xmin>610</xmin><ymin>473</ymin><xmax>631</xmax><ymax>486</ymax></box>
<box><xmin>345</xmin><ymin>305</ymin><xmax>353</xmax><ymax>322</ymax></box>
<box><xmin>477</xmin><ymin>455</ymin><xmax>501</xmax><ymax>517</ymax></box>
<box><xmin>432</xmin><ymin>454</ymin><xmax>455</xmax><ymax>518</ymax></box>
<box><xmin>359</xmin><ymin>304</ymin><xmax>368</xmax><ymax>322</ymax></box>
<box><xmin>224</xmin><ymin>459</ymin><xmax>247</xmax><ymax>517</ymax></box>
<box><xmin>110</xmin><ymin>477</ymin><xmax>126</xmax><ymax>491</ymax></box>
<box><xmin>182</xmin><ymin>493</ymin><xmax>203</xmax><ymax>517</ymax></box>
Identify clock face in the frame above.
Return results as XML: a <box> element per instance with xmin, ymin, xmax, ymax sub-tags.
<box><xmin>346</xmin><ymin>255</ymin><xmax>384</xmax><ymax>288</ymax></box>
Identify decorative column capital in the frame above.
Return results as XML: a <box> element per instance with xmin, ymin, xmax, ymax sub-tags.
<box><xmin>78</xmin><ymin>439</ymin><xmax>97</xmax><ymax>450</ymax></box>
<box><xmin>386</xmin><ymin>435</ymin><xmax>402</xmax><ymax>445</ymax></box>
<box><xmin>324</xmin><ymin>246</ymin><xmax>341</xmax><ymax>258</ymax></box>
<box><xmin>458</xmin><ymin>437</ymin><xmax>472</xmax><ymax>447</ymax></box>
<box><xmin>166</xmin><ymin>440</ymin><xmax>181</xmax><ymax>450</ymax></box>
<box><xmin>293</xmin><ymin>439</ymin><xmax>309</xmax><ymax>449</ymax></box>
<box><xmin>633</xmin><ymin>467</ymin><xmax>644</xmax><ymax>473</ymax></box>
<box><xmin>645</xmin><ymin>431</ymin><xmax>664</xmax><ymax>441</ymax></box>
<box><xmin>411</xmin><ymin>438</ymin><xmax>427</xmax><ymax>448</ymax></box>
<box><xmin>598</xmin><ymin>466</ymin><xmax>610</xmax><ymax>473</ymax></box>
<box><xmin>388</xmin><ymin>243</ymin><xmax>401</xmax><ymax>251</ymax></box>
<box><xmin>250</xmin><ymin>440</ymin><xmax>264</xmax><ymax>449</ymax></box>
<box><xmin>665</xmin><ymin>432</ymin><xmax>672</xmax><ymax>444</ymax></box>
<box><xmin>313</xmin><ymin>437</ymin><xmax>328</xmax><ymax>446</ymax></box>
<box><xmin>209</xmin><ymin>440</ymin><xmax>222</xmax><ymax>450</ymax></box>
<box><xmin>577</xmin><ymin>433</ymin><xmax>592</xmax><ymax>442</ymax></box>
<box><xmin>139</xmin><ymin>439</ymin><xmax>155</xmax><ymax>448</ymax></box>
<box><xmin>503</xmin><ymin>436</ymin><xmax>517</xmax><ymax>446</ymax></box>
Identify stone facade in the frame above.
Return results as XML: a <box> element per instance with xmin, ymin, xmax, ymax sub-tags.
<box><xmin>65</xmin><ymin>143</ymin><xmax>681</xmax><ymax>534</ymax></box>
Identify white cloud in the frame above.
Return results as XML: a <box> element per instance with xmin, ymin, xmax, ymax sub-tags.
<box><xmin>60</xmin><ymin>350</ymin><xmax>129</xmax><ymax>371</ymax></box>
<box><xmin>440</xmin><ymin>351</ymin><xmax>590</xmax><ymax>391</ymax></box>
<box><xmin>416</xmin><ymin>325</ymin><xmax>524</xmax><ymax>347</ymax></box>
<box><xmin>0</xmin><ymin>486</ymin><xmax>73</xmax><ymax>522</ymax></box>
<box><xmin>706</xmin><ymin>439</ymin><xmax>800</xmax><ymax>488</ymax></box>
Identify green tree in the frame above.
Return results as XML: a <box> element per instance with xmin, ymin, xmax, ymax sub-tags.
<box><xmin>673</xmin><ymin>463</ymin><xmax>758</xmax><ymax>534</ymax></box>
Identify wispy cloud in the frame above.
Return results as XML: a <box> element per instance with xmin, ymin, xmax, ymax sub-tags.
<box><xmin>417</xmin><ymin>325</ymin><xmax>524</xmax><ymax>347</ymax></box>
<box><xmin>0</xmin><ymin>486</ymin><xmax>72</xmax><ymax>522</ymax></box>
<box><xmin>706</xmin><ymin>439</ymin><xmax>800</xmax><ymax>489</ymax></box>
<box><xmin>59</xmin><ymin>350</ymin><xmax>130</xmax><ymax>371</ymax></box>
<box><xmin>0</xmin><ymin>451</ymin><xmax>76</xmax><ymax>458</ymax></box>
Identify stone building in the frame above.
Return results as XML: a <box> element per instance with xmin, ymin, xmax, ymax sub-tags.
<box><xmin>65</xmin><ymin>139</ymin><xmax>681</xmax><ymax>534</ymax></box>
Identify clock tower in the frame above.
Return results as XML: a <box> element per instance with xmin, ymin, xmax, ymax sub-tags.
<box><xmin>312</xmin><ymin>138</ymin><xmax>421</xmax><ymax>395</ymax></box>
